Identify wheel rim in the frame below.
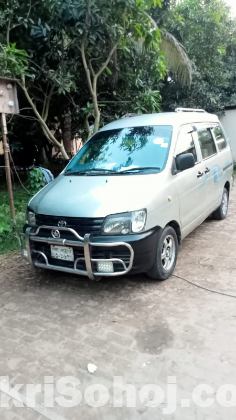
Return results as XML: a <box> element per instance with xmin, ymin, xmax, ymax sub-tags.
<box><xmin>222</xmin><ymin>192</ymin><xmax>228</xmax><ymax>216</ymax></box>
<box><xmin>161</xmin><ymin>234</ymin><xmax>176</xmax><ymax>271</ymax></box>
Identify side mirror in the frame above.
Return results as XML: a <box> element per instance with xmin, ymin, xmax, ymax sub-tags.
<box><xmin>176</xmin><ymin>153</ymin><xmax>195</xmax><ymax>172</ymax></box>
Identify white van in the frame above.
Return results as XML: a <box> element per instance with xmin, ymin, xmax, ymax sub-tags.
<box><xmin>22</xmin><ymin>109</ymin><xmax>234</xmax><ymax>281</ymax></box>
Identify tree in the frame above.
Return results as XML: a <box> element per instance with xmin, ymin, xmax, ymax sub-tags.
<box><xmin>45</xmin><ymin>0</ymin><xmax>166</xmax><ymax>135</ymax></box>
<box><xmin>0</xmin><ymin>1</ymin><xmax>75</xmax><ymax>159</ymax></box>
<box><xmin>148</xmin><ymin>0</ymin><xmax>192</xmax><ymax>86</ymax></box>
<box><xmin>0</xmin><ymin>0</ymin><xmax>193</xmax><ymax>163</ymax></box>
<box><xmin>0</xmin><ymin>0</ymin><xmax>167</xmax><ymax>152</ymax></box>
<box><xmin>220</xmin><ymin>27</ymin><xmax>236</xmax><ymax>108</ymax></box>
<box><xmin>160</xmin><ymin>0</ymin><xmax>236</xmax><ymax>113</ymax></box>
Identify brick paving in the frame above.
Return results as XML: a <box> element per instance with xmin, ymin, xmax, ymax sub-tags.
<box><xmin>0</xmin><ymin>188</ymin><xmax>236</xmax><ymax>419</ymax></box>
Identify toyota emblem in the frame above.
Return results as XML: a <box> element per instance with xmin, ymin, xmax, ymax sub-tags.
<box><xmin>58</xmin><ymin>220</ymin><xmax>67</xmax><ymax>227</ymax></box>
<box><xmin>51</xmin><ymin>229</ymin><xmax>60</xmax><ymax>239</ymax></box>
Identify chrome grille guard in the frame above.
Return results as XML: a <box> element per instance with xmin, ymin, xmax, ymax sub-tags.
<box><xmin>21</xmin><ymin>226</ymin><xmax>134</xmax><ymax>280</ymax></box>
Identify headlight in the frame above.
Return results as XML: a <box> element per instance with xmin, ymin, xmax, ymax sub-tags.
<box><xmin>102</xmin><ymin>210</ymin><xmax>146</xmax><ymax>235</ymax></box>
<box><xmin>25</xmin><ymin>209</ymin><xmax>36</xmax><ymax>227</ymax></box>
<box><xmin>131</xmin><ymin>210</ymin><xmax>147</xmax><ymax>233</ymax></box>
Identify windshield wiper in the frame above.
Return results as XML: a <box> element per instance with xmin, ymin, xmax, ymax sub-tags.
<box><xmin>64</xmin><ymin>168</ymin><xmax>118</xmax><ymax>175</ymax></box>
<box><xmin>64</xmin><ymin>167</ymin><xmax>160</xmax><ymax>176</ymax></box>
<box><xmin>118</xmin><ymin>167</ymin><xmax>160</xmax><ymax>173</ymax></box>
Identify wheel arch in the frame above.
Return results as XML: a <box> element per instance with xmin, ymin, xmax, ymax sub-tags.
<box><xmin>166</xmin><ymin>220</ymin><xmax>181</xmax><ymax>247</ymax></box>
<box><xmin>224</xmin><ymin>181</ymin><xmax>230</xmax><ymax>195</ymax></box>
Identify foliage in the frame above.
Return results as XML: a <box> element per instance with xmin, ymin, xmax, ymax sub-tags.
<box><xmin>133</xmin><ymin>90</ymin><xmax>162</xmax><ymax>114</ymax></box>
<box><xmin>56</xmin><ymin>0</ymin><xmax>166</xmax><ymax>133</ymax></box>
<box><xmin>220</xmin><ymin>35</ymin><xmax>236</xmax><ymax>108</ymax></box>
<box><xmin>0</xmin><ymin>0</ymin><xmax>170</xmax><ymax>154</ymax></box>
<box><xmin>0</xmin><ymin>198</ymin><xmax>26</xmax><ymax>234</ymax></box>
<box><xmin>0</xmin><ymin>203</ymin><xmax>12</xmax><ymax>234</ymax></box>
<box><xmin>28</xmin><ymin>168</ymin><xmax>45</xmax><ymax>194</ymax></box>
<box><xmin>1</xmin><ymin>0</ymin><xmax>236</xmax><ymax>165</ymax></box>
<box><xmin>148</xmin><ymin>1</ymin><xmax>192</xmax><ymax>86</ymax></box>
<box><xmin>0</xmin><ymin>231</ymin><xmax>18</xmax><ymax>254</ymax></box>
<box><xmin>0</xmin><ymin>184</ymin><xmax>30</xmax><ymax>254</ymax></box>
<box><xmin>161</xmin><ymin>0</ymin><xmax>236</xmax><ymax>113</ymax></box>
<box><xmin>0</xmin><ymin>43</ymin><xmax>29</xmax><ymax>78</ymax></box>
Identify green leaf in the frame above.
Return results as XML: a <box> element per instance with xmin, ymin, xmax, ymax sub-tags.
<box><xmin>105</xmin><ymin>67</ymin><xmax>112</xmax><ymax>75</ymax></box>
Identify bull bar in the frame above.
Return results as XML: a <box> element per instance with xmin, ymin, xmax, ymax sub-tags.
<box><xmin>20</xmin><ymin>226</ymin><xmax>134</xmax><ymax>280</ymax></box>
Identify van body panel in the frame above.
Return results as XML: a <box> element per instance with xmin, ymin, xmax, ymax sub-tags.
<box><xmin>181</xmin><ymin>207</ymin><xmax>212</xmax><ymax>239</ymax></box>
<box><xmin>174</xmin><ymin>162</ymin><xmax>208</xmax><ymax>230</ymax></box>
<box><xmin>29</xmin><ymin>171</ymin><xmax>172</xmax><ymax>219</ymax></box>
<box><xmin>99</xmin><ymin>112</ymin><xmax>219</xmax><ymax>132</ymax></box>
<box><xmin>147</xmin><ymin>195</ymin><xmax>180</xmax><ymax>231</ymax></box>
<box><xmin>193</xmin><ymin>123</ymin><xmax>233</xmax><ymax>213</ymax></box>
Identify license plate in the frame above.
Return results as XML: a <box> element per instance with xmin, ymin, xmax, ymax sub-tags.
<box><xmin>50</xmin><ymin>245</ymin><xmax>74</xmax><ymax>262</ymax></box>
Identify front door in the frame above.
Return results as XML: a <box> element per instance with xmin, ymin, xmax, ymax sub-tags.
<box><xmin>174</xmin><ymin>125</ymin><xmax>207</xmax><ymax>236</ymax></box>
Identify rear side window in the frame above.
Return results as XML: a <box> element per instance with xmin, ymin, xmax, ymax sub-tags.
<box><xmin>175</xmin><ymin>130</ymin><xmax>198</xmax><ymax>163</ymax></box>
<box><xmin>197</xmin><ymin>129</ymin><xmax>217</xmax><ymax>159</ymax></box>
<box><xmin>213</xmin><ymin>126</ymin><xmax>227</xmax><ymax>151</ymax></box>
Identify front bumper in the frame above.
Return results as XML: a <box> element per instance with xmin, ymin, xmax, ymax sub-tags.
<box><xmin>20</xmin><ymin>225</ymin><xmax>160</xmax><ymax>280</ymax></box>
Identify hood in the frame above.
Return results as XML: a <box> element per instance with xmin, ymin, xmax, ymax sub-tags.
<box><xmin>29</xmin><ymin>173</ymin><xmax>163</xmax><ymax>218</ymax></box>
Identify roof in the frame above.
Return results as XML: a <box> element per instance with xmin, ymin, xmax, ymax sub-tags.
<box><xmin>100</xmin><ymin>112</ymin><xmax>219</xmax><ymax>132</ymax></box>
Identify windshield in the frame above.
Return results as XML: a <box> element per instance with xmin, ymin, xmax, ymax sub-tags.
<box><xmin>65</xmin><ymin>125</ymin><xmax>173</xmax><ymax>175</ymax></box>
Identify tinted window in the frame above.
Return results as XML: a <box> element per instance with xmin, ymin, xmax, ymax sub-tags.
<box><xmin>197</xmin><ymin>129</ymin><xmax>217</xmax><ymax>159</ymax></box>
<box><xmin>65</xmin><ymin>126</ymin><xmax>173</xmax><ymax>174</ymax></box>
<box><xmin>175</xmin><ymin>129</ymin><xmax>198</xmax><ymax>163</ymax></box>
<box><xmin>213</xmin><ymin>126</ymin><xmax>227</xmax><ymax>151</ymax></box>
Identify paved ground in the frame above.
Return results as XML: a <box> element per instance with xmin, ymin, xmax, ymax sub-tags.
<box><xmin>1</xmin><ymin>189</ymin><xmax>236</xmax><ymax>420</ymax></box>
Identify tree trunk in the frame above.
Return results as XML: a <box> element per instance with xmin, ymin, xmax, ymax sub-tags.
<box><xmin>62</xmin><ymin>110</ymin><xmax>72</xmax><ymax>158</ymax></box>
<box><xmin>93</xmin><ymin>105</ymin><xmax>100</xmax><ymax>134</ymax></box>
<box><xmin>81</xmin><ymin>34</ymin><xmax>119</xmax><ymax>135</ymax></box>
<box><xmin>92</xmin><ymin>82</ymin><xmax>100</xmax><ymax>134</ymax></box>
<box><xmin>85</xmin><ymin>116</ymin><xmax>93</xmax><ymax>140</ymax></box>
<box><xmin>18</xmin><ymin>76</ymin><xmax>69</xmax><ymax>160</ymax></box>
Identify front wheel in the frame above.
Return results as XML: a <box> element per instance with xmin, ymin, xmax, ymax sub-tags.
<box><xmin>212</xmin><ymin>188</ymin><xmax>229</xmax><ymax>220</ymax></box>
<box><xmin>147</xmin><ymin>226</ymin><xmax>178</xmax><ymax>281</ymax></box>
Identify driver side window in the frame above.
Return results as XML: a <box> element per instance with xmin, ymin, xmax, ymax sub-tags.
<box><xmin>175</xmin><ymin>129</ymin><xmax>198</xmax><ymax>163</ymax></box>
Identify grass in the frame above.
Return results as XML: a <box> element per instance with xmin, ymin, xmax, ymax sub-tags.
<box><xmin>0</xmin><ymin>180</ymin><xmax>31</xmax><ymax>254</ymax></box>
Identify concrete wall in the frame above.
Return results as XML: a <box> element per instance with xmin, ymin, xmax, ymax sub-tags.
<box><xmin>220</xmin><ymin>109</ymin><xmax>236</xmax><ymax>161</ymax></box>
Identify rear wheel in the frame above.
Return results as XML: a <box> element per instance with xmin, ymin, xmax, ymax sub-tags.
<box><xmin>212</xmin><ymin>188</ymin><xmax>229</xmax><ymax>220</ymax></box>
<box><xmin>147</xmin><ymin>226</ymin><xmax>178</xmax><ymax>281</ymax></box>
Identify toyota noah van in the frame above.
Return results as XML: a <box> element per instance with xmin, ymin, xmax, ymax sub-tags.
<box><xmin>21</xmin><ymin>108</ymin><xmax>234</xmax><ymax>281</ymax></box>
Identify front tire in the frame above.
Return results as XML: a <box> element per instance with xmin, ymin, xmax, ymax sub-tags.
<box><xmin>212</xmin><ymin>188</ymin><xmax>229</xmax><ymax>220</ymax></box>
<box><xmin>147</xmin><ymin>226</ymin><xmax>178</xmax><ymax>281</ymax></box>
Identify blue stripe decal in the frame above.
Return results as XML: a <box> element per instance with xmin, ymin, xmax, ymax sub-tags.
<box><xmin>199</xmin><ymin>160</ymin><xmax>231</xmax><ymax>189</ymax></box>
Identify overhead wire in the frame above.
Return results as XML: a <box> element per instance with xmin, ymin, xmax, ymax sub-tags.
<box><xmin>8</xmin><ymin>150</ymin><xmax>33</xmax><ymax>195</ymax></box>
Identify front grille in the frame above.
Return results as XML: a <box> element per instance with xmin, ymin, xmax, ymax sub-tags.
<box><xmin>35</xmin><ymin>214</ymin><xmax>104</xmax><ymax>239</ymax></box>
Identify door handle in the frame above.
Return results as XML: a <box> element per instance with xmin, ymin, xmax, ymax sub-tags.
<box><xmin>205</xmin><ymin>167</ymin><xmax>210</xmax><ymax>174</ymax></box>
<box><xmin>197</xmin><ymin>171</ymin><xmax>204</xmax><ymax>178</ymax></box>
